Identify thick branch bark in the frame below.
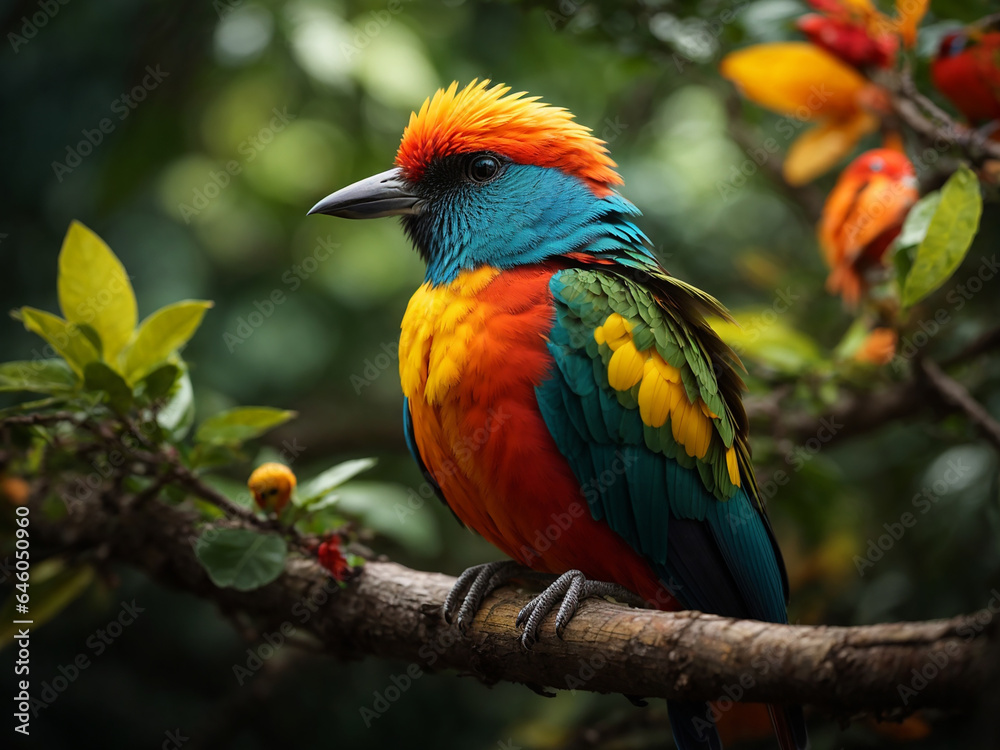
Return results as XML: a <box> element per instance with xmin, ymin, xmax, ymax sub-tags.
<box><xmin>33</xmin><ymin>490</ymin><xmax>999</xmax><ymax>715</ymax></box>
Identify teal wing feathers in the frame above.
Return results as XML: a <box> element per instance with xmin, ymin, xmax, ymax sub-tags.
<box><xmin>536</xmin><ymin>253</ymin><xmax>789</xmax><ymax>623</ymax></box>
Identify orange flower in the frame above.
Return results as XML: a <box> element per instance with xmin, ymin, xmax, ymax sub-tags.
<box><xmin>720</xmin><ymin>43</ymin><xmax>881</xmax><ymax>184</ymax></box>
<box><xmin>0</xmin><ymin>475</ymin><xmax>30</xmax><ymax>505</ymax></box>
<box><xmin>853</xmin><ymin>327</ymin><xmax>898</xmax><ymax>365</ymax></box>
<box><xmin>247</xmin><ymin>462</ymin><xmax>297</xmax><ymax>514</ymax></box>
<box><xmin>797</xmin><ymin>5</ymin><xmax>898</xmax><ymax>69</ymax></box>
<box><xmin>806</xmin><ymin>0</ymin><xmax>927</xmax><ymax>50</ymax></box>
<box><xmin>721</xmin><ymin>0</ymin><xmax>928</xmax><ymax>184</ymax></box>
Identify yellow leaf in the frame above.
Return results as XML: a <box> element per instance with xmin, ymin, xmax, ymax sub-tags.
<box><xmin>894</xmin><ymin>0</ymin><xmax>928</xmax><ymax>48</ymax></box>
<box><xmin>57</xmin><ymin>221</ymin><xmax>137</xmax><ymax>364</ymax></box>
<box><xmin>122</xmin><ymin>300</ymin><xmax>213</xmax><ymax>383</ymax></box>
<box><xmin>19</xmin><ymin>307</ymin><xmax>100</xmax><ymax>377</ymax></box>
<box><xmin>720</xmin><ymin>43</ymin><xmax>867</xmax><ymax>120</ymax></box>
<box><xmin>783</xmin><ymin>111</ymin><xmax>878</xmax><ymax>185</ymax></box>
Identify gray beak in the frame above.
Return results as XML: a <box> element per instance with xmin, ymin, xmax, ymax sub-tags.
<box><xmin>307</xmin><ymin>167</ymin><xmax>421</xmax><ymax>219</ymax></box>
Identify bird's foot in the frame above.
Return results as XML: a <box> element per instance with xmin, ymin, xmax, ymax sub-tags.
<box><xmin>443</xmin><ymin>560</ymin><xmax>529</xmax><ymax>633</ymax></box>
<box><xmin>514</xmin><ymin>569</ymin><xmax>645</xmax><ymax>649</ymax></box>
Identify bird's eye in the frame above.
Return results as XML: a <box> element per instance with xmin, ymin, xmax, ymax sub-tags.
<box><xmin>466</xmin><ymin>154</ymin><xmax>502</xmax><ymax>184</ymax></box>
<box><xmin>869</xmin><ymin>158</ymin><xmax>884</xmax><ymax>172</ymax></box>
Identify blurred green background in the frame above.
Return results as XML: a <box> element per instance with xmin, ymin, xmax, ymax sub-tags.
<box><xmin>3</xmin><ymin>0</ymin><xmax>1000</xmax><ymax>748</ymax></box>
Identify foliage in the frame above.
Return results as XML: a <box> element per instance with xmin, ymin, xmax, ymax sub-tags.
<box><xmin>2</xmin><ymin>1</ymin><xmax>1000</xmax><ymax>749</ymax></box>
<box><xmin>0</xmin><ymin>224</ymin><xmax>412</xmax><ymax>638</ymax></box>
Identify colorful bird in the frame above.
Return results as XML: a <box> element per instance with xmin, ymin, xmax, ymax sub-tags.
<box><xmin>247</xmin><ymin>462</ymin><xmax>296</xmax><ymax>514</ymax></box>
<box><xmin>818</xmin><ymin>148</ymin><xmax>918</xmax><ymax>307</ymax></box>
<box><xmin>932</xmin><ymin>18</ymin><xmax>1000</xmax><ymax>127</ymax></box>
<box><xmin>309</xmin><ymin>81</ymin><xmax>807</xmax><ymax>750</ymax></box>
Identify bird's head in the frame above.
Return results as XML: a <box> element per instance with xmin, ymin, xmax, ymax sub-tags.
<box><xmin>844</xmin><ymin>148</ymin><xmax>916</xmax><ymax>186</ymax></box>
<box><xmin>309</xmin><ymin>80</ymin><xmax>637</xmax><ymax>283</ymax></box>
<box><xmin>936</xmin><ymin>30</ymin><xmax>969</xmax><ymax>60</ymax></box>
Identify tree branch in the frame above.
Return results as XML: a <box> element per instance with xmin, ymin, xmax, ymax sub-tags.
<box><xmin>920</xmin><ymin>358</ymin><xmax>1000</xmax><ymax>450</ymax></box>
<box><xmin>744</xmin><ymin>350</ymin><xmax>1000</xmax><ymax>450</ymax></box>
<box><xmin>31</xmin><ymin>485</ymin><xmax>1000</xmax><ymax>715</ymax></box>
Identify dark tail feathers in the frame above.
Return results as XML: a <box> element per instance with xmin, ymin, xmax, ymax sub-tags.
<box><xmin>667</xmin><ymin>700</ymin><xmax>808</xmax><ymax>750</ymax></box>
<box><xmin>668</xmin><ymin>700</ymin><xmax>722</xmax><ymax>750</ymax></box>
<box><xmin>767</xmin><ymin>704</ymin><xmax>809</xmax><ymax>750</ymax></box>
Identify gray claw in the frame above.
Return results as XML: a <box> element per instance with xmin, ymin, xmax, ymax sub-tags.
<box><xmin>443</xmin><ymin>560</ymin><xmax>524</xmax><ymax>632</ymax></box>
<box><xmin>515</xmin><ymin>570</ymin><xmax>643</xmax><ymax>648</ymax></box>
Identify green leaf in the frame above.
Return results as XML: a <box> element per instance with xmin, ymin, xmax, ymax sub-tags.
<box><xmin>832</xmin><ymin>318</ymin><xmax>871</xmax><ymax>362</ymax></box>
<box><xmin>711</xmin><ymin>311</ymin><xmax>825</xmax><ymax>376</ymax></box>
<box><xmin>57</xmin><ymin>221</ymin><xmax>137</xmax><ymax>363</ymax></box>
<box><xmin>195</xmin><ymin>406</ymin><xmax>296</xmax><ymax>446</ymax></box>
<box><xmin>140</xmin><ymin>363</ymin><xmax>181</xmax><ymax>400</ymax></box>
<box><xmin>195</xmin><ymin>528</ymin><xmax>287</xmax><ymax>591</ymax></box>
<box><xmin>200</xmin><ymin>476</ymin><xmax>255</xmax><ymax>508</ymax></box>
<box><xmin>892</xmin><ymin>191</ymin><xmax>941</xmax><ymax>286</ymax></box>
<box><xmin>157</xmin><ymin>366</ymin><xmax>195</xmax><ymax>440</ymax></box>
<box><xmin>76</xmin><ymin>324</ymin><xmax>104</xmax><ymax>356</ymax></box>
<box><xmin>122</xmin><ymin>300</ymin><xmax>213</xmax><ymax>383</ymax></box>
<box><xmin>0</xmin><ymin>560</ymin><xmax>94</xmax><ymax>647</ymax></box>
<box><xmin>83</xmin><ymin>361</ymin><xmax>134</xmax><ymax>412</ymax></box>
<box><xmin>0</xmin><ymin>360</ymin><xmax>78</xmax><ymax>394</ymax></box>
<box><xmin>302</xmin><ymin>493</ymin><xmax>341</xmax><ymax>513</ymax></box>
<box><xmin>333</xmin><ymin>482</ymin><xmax>440</xmax><ymax>556</ymax></box>
<box><xmin>188</xmin><ymin>442</ymin><xmax>245</xmax><ymax>471</ymax></box>
<box><xmin>895</xmin><ymin>191</ymin><xmax>942</xmax><ymax>250</ymax></box>
<box><xmin>902</xmin><ymin>167</ymin><xmax>983</xmax><ymax>307</ymax></box>
<box><xmin>298</xmin><ymin>457</ymin><xmax>377</xmax><ymax>505</ymax></box>
<box><xmin>19</xmin><ymin>307</ymin><xmax>100</xmax><ymax>376</ymax></box>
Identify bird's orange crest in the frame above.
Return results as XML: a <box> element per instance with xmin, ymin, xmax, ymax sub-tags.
<box><xmin>395</xmin><ymin>80</ymin><xmax>622</xmax><ymax>196</ymax></box>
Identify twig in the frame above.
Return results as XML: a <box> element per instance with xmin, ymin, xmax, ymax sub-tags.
<box><xmin>920</xmin><ymin>358</ymin><xmax>1000</xmax><ymax>449</ymax></box>
<box><xmin>884</xmin><ymin>70</ymin><xmax>1000</xmax><ymax>162</ymax></box>
<box><xmin>942</xmin><ymin>325</ymin><xmax>1000</xmax><ymax>368</ymax></box>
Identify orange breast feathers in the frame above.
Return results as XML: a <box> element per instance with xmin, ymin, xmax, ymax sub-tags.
<box><xmin>398</xmin><ymin>265</ymin><xmax>669</xmax><ymax>604</ymax></box>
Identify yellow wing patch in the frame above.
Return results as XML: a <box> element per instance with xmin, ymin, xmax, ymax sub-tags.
<box><xmin>594</xmin><ymin>312</ymin><xmax>740</xmax><ymax>483</ymax></box>
<box><xmin>399</xmin><ymin>266</ymin><xmax>499</xmax><ymax>405</ymax></box>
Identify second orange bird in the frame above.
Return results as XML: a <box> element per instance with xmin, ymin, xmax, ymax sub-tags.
<box><xmin>819</xmin><ymin>148</ymin><xmax>918</xmax><ymax>307</ymax></box>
